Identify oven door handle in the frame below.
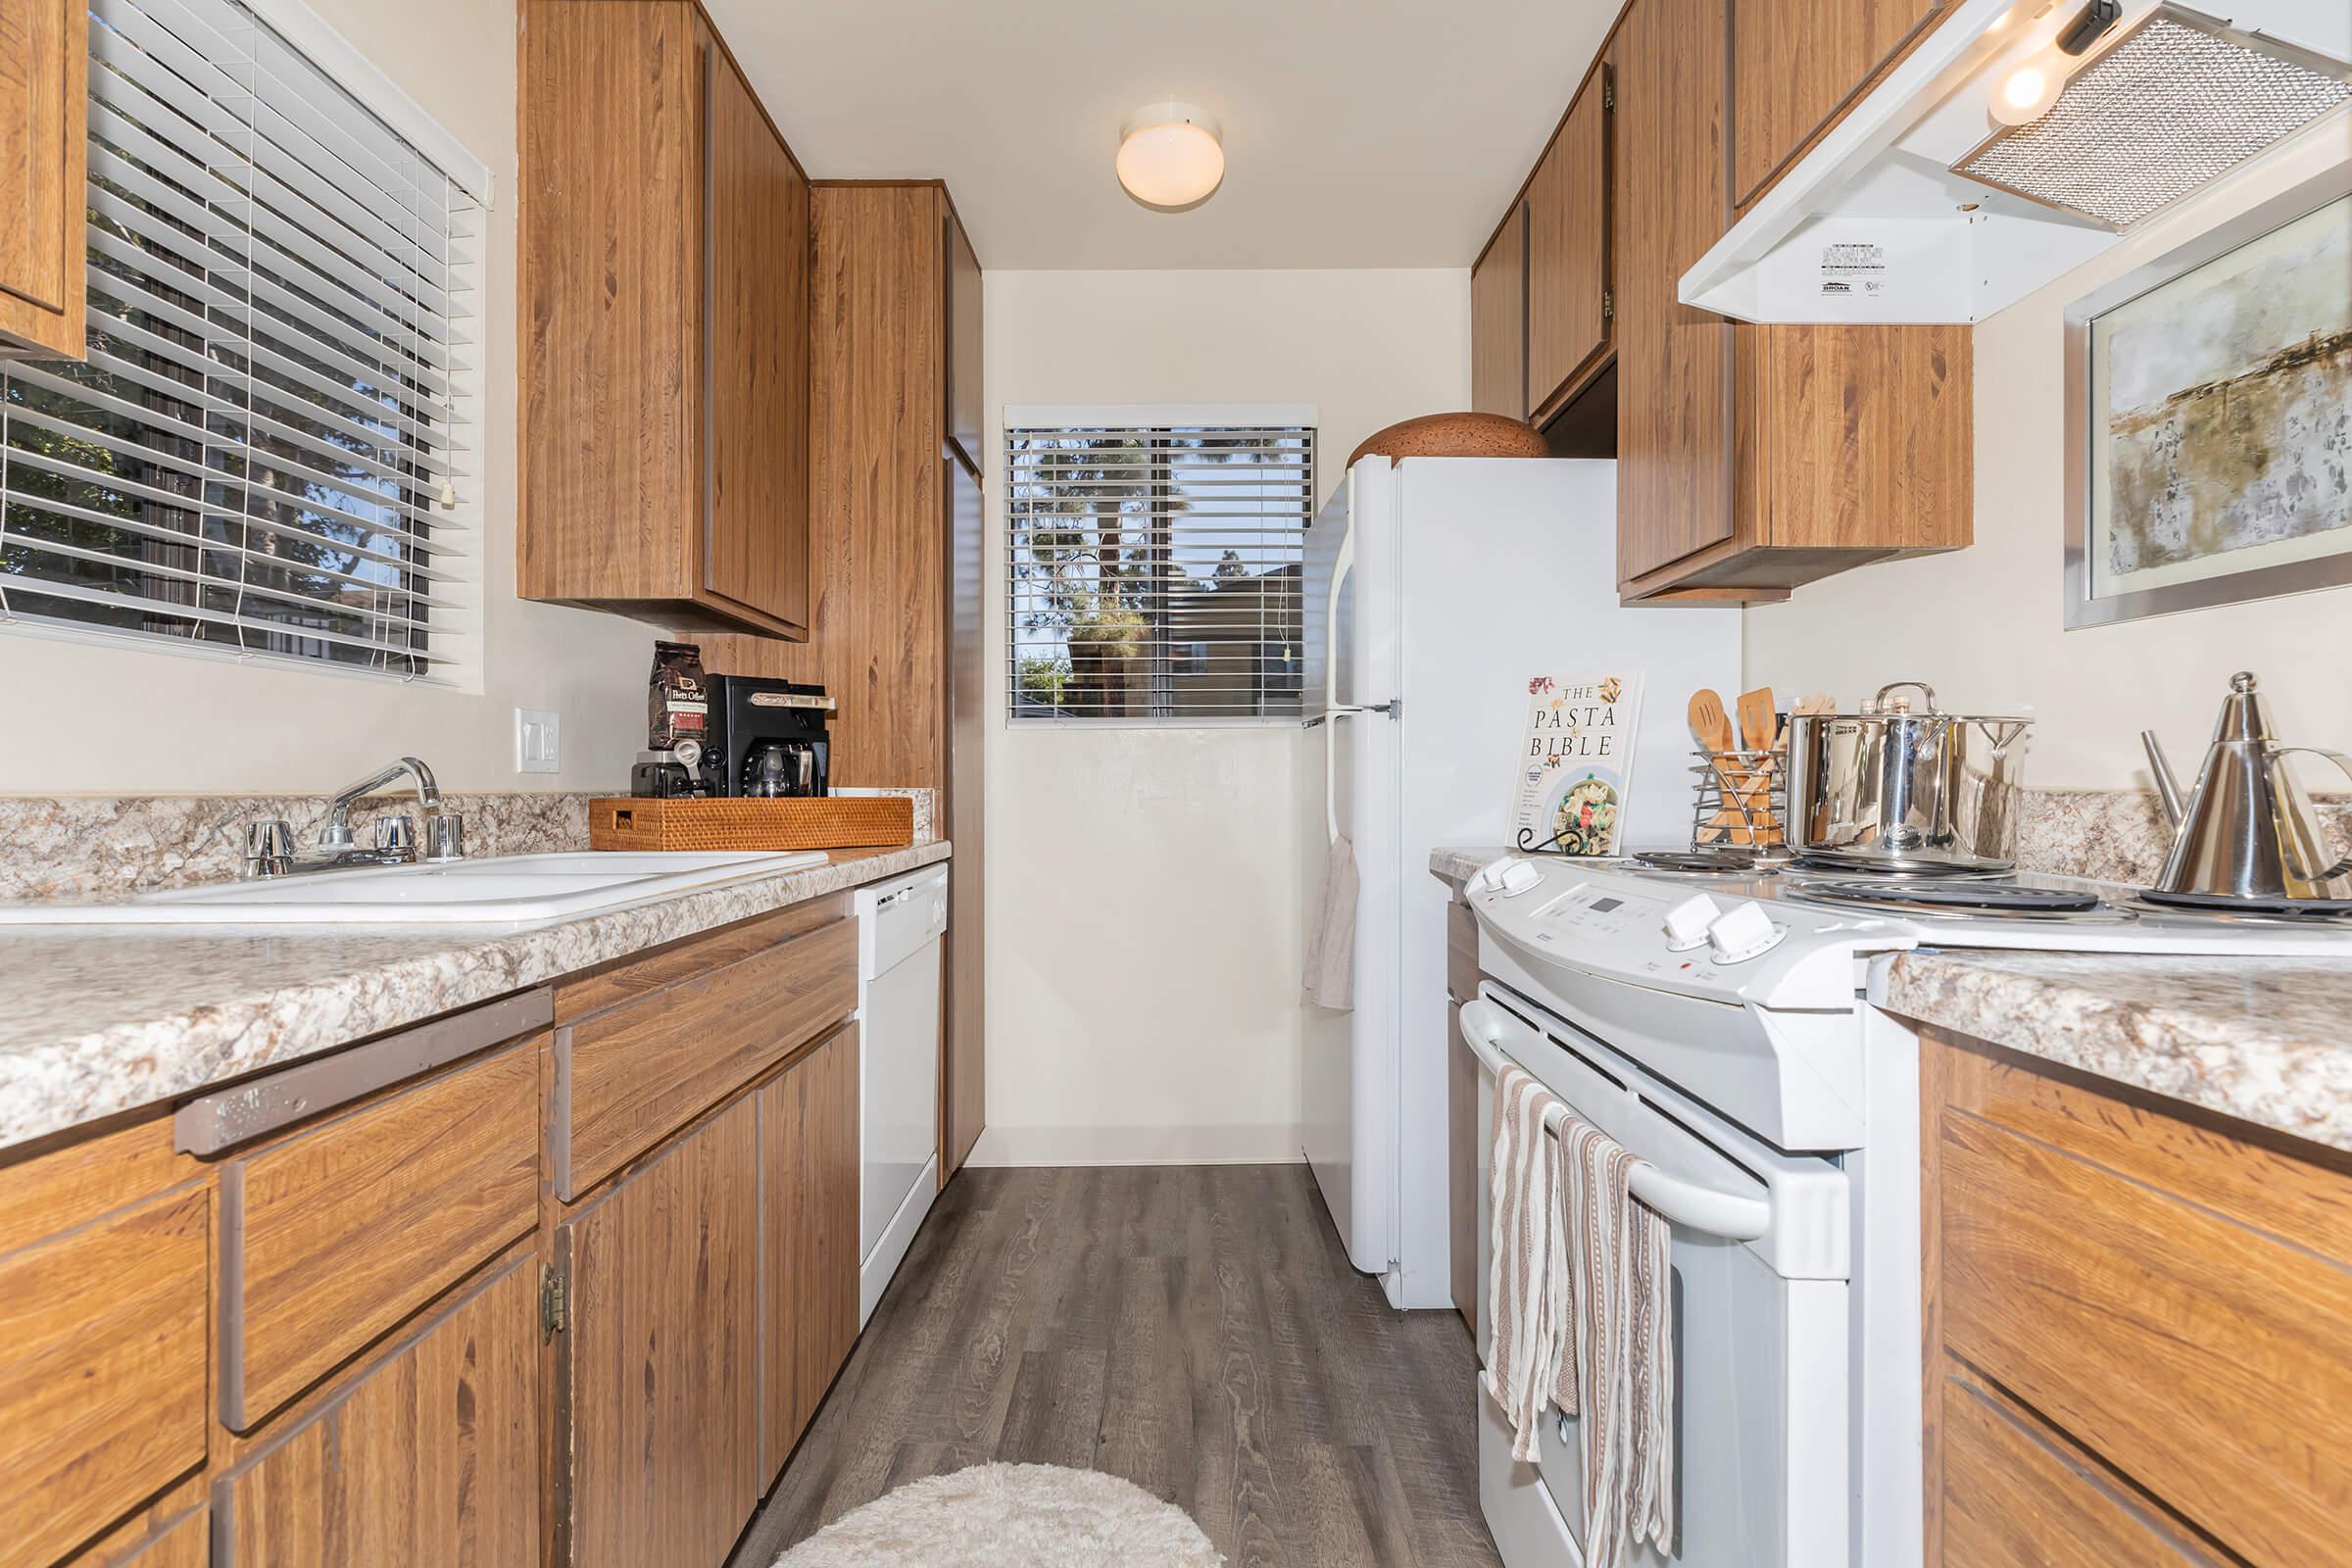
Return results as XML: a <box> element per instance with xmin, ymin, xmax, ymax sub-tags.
<box><xmin>1460</xmin><ymin>1000</ymin><xmax>1773</xmax><ymax>1244</ymax></box>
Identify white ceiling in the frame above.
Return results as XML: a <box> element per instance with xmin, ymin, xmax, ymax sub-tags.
<box><xmin>702</xmin><ymin>0</ymin><xmax>1621</xmax><ymax>270</ymax></box>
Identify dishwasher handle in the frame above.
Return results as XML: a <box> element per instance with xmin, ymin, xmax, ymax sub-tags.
<box><xmin>1460</xmin><ymin>1000</ymin><xmax>1773</xmax><ymax>1245</ymax></box>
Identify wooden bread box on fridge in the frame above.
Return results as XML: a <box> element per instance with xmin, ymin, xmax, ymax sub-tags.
<box><xmin>1467</xmin><ymin>0</ymin><xmax>1972</xmax><ymax>605</ymax></box>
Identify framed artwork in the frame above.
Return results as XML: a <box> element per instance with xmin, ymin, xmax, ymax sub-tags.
<box><xmin>2063</xmin><ymin>169</ymin><xmax>2352</xmax><ymax>628</ymax></box>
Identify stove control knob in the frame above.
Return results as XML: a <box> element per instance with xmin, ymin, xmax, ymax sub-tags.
<box><xmin>1499</xmin><ymin>861</ymin><xmax>1544</xmax><ymax>897</ymax></box>
<box><xmin>1662</xmin><ymin>894</ymin><xmax>1721</xmax><ymax>952</ymax></box>
<box><xmin>1706</xmin><ymin>900</ymin><xmax>1788</xmax><ymax>964</ymax></box>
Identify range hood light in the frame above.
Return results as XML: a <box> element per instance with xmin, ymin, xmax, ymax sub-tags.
<box><xmin>1990</xmin><ymin>56</ymin><xmax>2064</xmax><ymax>123</ymax></box>
<box><xmin>1984</xmin><ymin>0</ymin><xmax>2122</xmax><ymax>126</ymax></box>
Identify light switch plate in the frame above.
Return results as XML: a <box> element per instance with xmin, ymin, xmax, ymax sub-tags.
<box><xmin>514</xmin><ymin>708</ymin><xmax>561</xmax><ymax>774</ymax></box>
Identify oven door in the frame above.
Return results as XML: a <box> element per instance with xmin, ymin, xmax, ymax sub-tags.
<box><xmin>1465</xmin><ymin>990</ymin><xmax>1851</xmax><ymax>1568</ymax></box>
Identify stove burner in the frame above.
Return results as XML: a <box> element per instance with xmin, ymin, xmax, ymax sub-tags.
<box><xmin>1786</xmin><ymin>855</ymin><xmax>2008</xmax><ymax>880</ymax></box>
<box><xmin>1633</xmin><ymin>849</ymin><xmax>1777</xmax><ymax>875</ymax></box>
<box><xmin>2136</xmin><ymin>888</ymin><xmax>2352</xmax><ymax>920</ymax></box>
<box><xmin>1794</xmin><ymin>879</ymin><xmax>2107</xmax><ymax>913</ymax></box>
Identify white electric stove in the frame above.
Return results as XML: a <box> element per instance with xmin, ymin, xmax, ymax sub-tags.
<box><xmin>1459</xmin><ymin>851</ymin><xmax>2351</xmax><ymax>1568</ymax></box>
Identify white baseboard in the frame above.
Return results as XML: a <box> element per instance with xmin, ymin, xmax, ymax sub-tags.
<box><xmin>963</xmin><ymin>1123</ymin><xmax>1307</xmax><ymax>1168</ymax></box>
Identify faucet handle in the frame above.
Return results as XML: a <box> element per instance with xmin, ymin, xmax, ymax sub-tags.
<box><xmin>372</xmin><ymin>814</ymin><xmax>419</xmax><ymax>855</ymax></box>
<box><xmin>243</xmin><ymin>819</ymin><xmax>295</xmax><ymax>878</ymax></box>
<box><xmin>423</xmin><ymin>811</ymin><xmax>466</xmax><ymax>862</ymax></box>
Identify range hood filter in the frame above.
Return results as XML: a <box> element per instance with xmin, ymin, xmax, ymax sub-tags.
<box><xmin>1952</xmin><ymin>8</ymin><xmax>2352</xmax><ymax>229</ymax></box>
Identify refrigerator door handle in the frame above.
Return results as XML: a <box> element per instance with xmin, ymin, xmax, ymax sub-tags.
<box><xmin>1317</xmin><ymin>702</ymin><xmax>1398</xmax><ymax>842</ymax></box>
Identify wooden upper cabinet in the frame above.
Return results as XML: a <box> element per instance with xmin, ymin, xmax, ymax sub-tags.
<box><xmin>1470</xmin><ymin>202</ymin><xmax>1527</xmax><ymax>420</ymax></box>
<box><xmin>557</xmin><ymin>1097</ymin><xmax>761</xmax><ymax>1568</ymax></box>
<box><xmin>518</xmin><ymin>0</ymin><xmax>812</xmax><ymax>639</ymax></box>
<box><xmin>706</xmin><ymin>40</ymin><xmax>812</xmax><ymax>632</ymax></box>
<box><xmin>0</xmin><ymin>0</ymin><xmax>86</xmax><ymax>360</ymax></box>
<box><xmin>1732</xmin><ymin>0</ymin><xmax>1948</xmax><ymax>210</ymax></box>
<box><xmin>1610</xmin><ymin>0</ymin><xmax>1738</xmax><ymax>585</ymax></box>
<box><xmin>1526</xmin><ymin>79</ymin><xmax>1611</xmax><ymax>416</ymax></box>
<box><xmin>946</xmin><ymin>207</ymin><xmax>983</xmax><ymax>473</ymax></box>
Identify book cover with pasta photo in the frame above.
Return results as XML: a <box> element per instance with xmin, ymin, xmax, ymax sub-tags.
<box><xmin>1511</xmin><ymin>672</ymin><xmax>1645</xmax><ymax>857</ymax></box>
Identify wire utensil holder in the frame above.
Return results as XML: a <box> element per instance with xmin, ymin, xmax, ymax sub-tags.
<box><xmin>1690</xmin><ymin>743</ymin><xmax>1789</xmax><ymax>850</ymax></box>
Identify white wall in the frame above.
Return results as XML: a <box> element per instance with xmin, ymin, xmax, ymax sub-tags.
<box><xmin>1744</xmin><ymin>132</ymin><xmax>2352</xmax><ymax>789</ymax></box>
<box><xmin>976</xmin><ymin>268</ymin><xmax>1469</xmax><ymax>1165</ymax></box>
<box><xmin>0</xmin><ymin>0</ymin><xmax>652</xmax><ymax>795</ymax></box>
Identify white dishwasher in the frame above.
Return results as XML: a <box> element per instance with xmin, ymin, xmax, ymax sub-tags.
<box><xmin>857</xmin><ymin>863</ymin><xmax>949</xmax><ymax>1325</ymax></box>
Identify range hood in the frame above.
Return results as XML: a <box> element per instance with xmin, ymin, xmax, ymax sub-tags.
<box><xmin>1681</xmin><ymin>0</ymin><xmax>2351</xmax><ymax>323</ymax></box>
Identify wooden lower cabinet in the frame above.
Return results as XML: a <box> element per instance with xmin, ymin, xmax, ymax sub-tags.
<box><xmin>0</xmin><ymin>898</ymin><xmax>879</xmax><ymax>1568</ymax></box>
<box><xmin>213</xmin><ymin>1256</ymin><xmax>541</xmax><ymax>1566</ymax></box>
<box><xmin>1923</xmin><ymin>1027</ymin><xmax>2352</xmax><ymax>1566</ymax></box>
<box><xmin>760</xmin><ymin>1023</ymin><xmax>861</xmax><ymax>1477</ymax></box>
<box><xmin>0</xmin><ymin>1172</ymin><xmax>208</xmax><ymax>1568</ymax></box>
<box><xmin>558</xmin><ymin>1096</ymin><xmax>763</xmax><ymax>1568</ymax></box>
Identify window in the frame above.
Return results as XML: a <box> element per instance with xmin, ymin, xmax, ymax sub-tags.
<box><xmin>1006</xmin><ymin>417</ymin><xmax>1314</xmax><ymax>722</ymax></box>
<box><xmin>0</xmin><ymin>0</ymin><xmax>481</xmax><ymax>678</ymax></box>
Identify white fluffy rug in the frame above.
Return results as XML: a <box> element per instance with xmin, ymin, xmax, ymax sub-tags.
<box><xmin>775</xmin><ymin>1463</ymin><xmax>1223</xmax><ymax>1567</ymax></box>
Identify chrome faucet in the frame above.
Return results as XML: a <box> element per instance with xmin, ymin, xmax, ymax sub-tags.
<box><xmin>242</xmin><ymin>757</ymin><xmax>466</xmax><ymax>878</ymax></box>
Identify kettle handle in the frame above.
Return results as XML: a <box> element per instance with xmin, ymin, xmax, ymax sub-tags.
<box><xmin>2270</xmin><ymin>747</ymin><xmax>2352</xmax><ymax>884</ymax></box>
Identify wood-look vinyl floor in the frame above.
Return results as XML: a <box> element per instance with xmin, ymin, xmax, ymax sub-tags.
<box><xmin>731</xmin><ymin>1164</ymin><xmax>1501</xmax><ymax>1567</ymax></box>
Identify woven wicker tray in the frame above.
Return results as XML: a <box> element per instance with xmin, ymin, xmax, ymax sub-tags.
<box><xmin>588</xmin><ymin>796</ymin><xmax>914</xmax><ymax>853</ymax></box>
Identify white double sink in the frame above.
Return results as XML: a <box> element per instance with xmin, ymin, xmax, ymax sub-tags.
<box><xmin>0</xmin><ymin>850</ymin><xmax>831</xmax><ymax>926</ymax></box>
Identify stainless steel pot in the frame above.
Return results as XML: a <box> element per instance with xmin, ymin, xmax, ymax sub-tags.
<box><xmin>1786</xmin><ymin>680</ymin><xmax>2032</xmax><ymax>872</ymax></box>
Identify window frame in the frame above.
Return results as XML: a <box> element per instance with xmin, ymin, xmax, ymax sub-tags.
<box><xmin>1003</xmin><ymin>404</ymin><xmax>1318</xmax><ymax>730</ymax></box>
<box><xmin>0</xmin><ymin>0</ymin><xmax>491</xmax><ymax>689</ymax></box>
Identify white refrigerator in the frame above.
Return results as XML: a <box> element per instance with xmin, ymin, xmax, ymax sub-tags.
<box><xmin>1299</xmin><ymin>455</ymin><xmax>1738</xmax><ymax>1310</ymax></box>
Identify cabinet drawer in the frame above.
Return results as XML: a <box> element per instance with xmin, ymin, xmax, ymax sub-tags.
<box><xmin>1939</xmin><ymin>1367</ymin><xmax>2223</xmax><ymax>1567</ymax></box>
<box><xmin>0</xmin><ymin>1187</ymin><xmax>209</xmax><ymax>1568</ymax></box>
<box><xmin>216</xmin><ymin>1255</ymin><xmax>540</xmax><ymax>1567</ymax></box>
<box><xmin>220</xmin><ymin>1041</ymin><xmax>540</xmax><ymax>1430</ymax></box>
<box><xmin>556</xmin><ymin>913</ymin><xmax>857</xmax><ymax>1200</ymax></box>
<box><xmin>1938</xmin><ymin>1110</ymin><xmax>2352</xmax><ymax>1563</ymax></box>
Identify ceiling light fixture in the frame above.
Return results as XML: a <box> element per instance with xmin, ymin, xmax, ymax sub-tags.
<box><xmin>1115</xmin><ymin>102</ymin><xmax>1224</xmax><ymax>209</ymax></box>
<box><xmin>1987</xmin><ymin>0</ymin><xmax>2121</xmax><ymax>126</ymax></box>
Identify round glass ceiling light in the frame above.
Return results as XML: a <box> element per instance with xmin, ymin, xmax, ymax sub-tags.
<box><xmin>1116</xmin><ymin>103</ymin><xmax>1224</xmax><ymax>209</ymax></box>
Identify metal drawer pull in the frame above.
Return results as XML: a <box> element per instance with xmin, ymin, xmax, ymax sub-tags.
<box><xmin>175</xmin><ymin>987</ymin><xmax>554</xmax><ymax>1154</ymax></box>
<box><xmin>1460</xmin><ymin>1000</ymin><xmax>1772</xmax><ymax>1243</ymax></box>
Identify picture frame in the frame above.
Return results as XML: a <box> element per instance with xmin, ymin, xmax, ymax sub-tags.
<box><xmin>2062</xmin><ymin>165</ymin><xmax>2352</xmax><ymax>629</ymax></box>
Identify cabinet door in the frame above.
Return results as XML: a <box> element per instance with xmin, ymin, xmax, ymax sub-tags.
<box><xmin>1470</xmin><ymin>202</ymin><xmax>1527</xmax><ymax>419</ymax></box>
<box><xmin>1611</xmin><ymin>0</ymin><xmax>1737</xmax><ymax>585</ymax></box>
<box><xmin>1732</xmin><ymin>0</ymin><xmax>1945</xmax><ymax>208</ymax></box>
<box><xmin>704</xmin><ymin>39</ymin><xmax>811</xmax><ymax>634</ymax></box>
<box><xmin>760</xmin><ymin>1024</ymin><xmax>860</xmax><ymax>1478</ymax></box>
<box><xmin>0</xmin><ymin>1188</ymin><xmax>207</xmax><ymax>1567</ymax></box>
<box><xmin>944</xmin><ymin>453</ymin><xmax>986</xmax><ymax>1176</ymax></box>
<box><xmin>1526</xmin><ymin>82</ymin><xmax>1610</xmax><ymax>415</ymax></box>
<box><xmin>0</xmin><ymin>0</ymin><xmax>83</xmax><ymax>359</ymax></box>
<box><xmin>559</xmin><ymin>1098</ymin><xmax>760</xmax><ymax>1568</ymax></box>
<box><xmin>215</xmin><ymin>1256</ymin><xmax>539</xmax><ymax>1567</ymax></box>
<box><xmin>945</xmin><ymin>210</ymin><xmax>983</xmax><ymax>474</ymax></box>
<box><xmin>1448</xmin><ymin>1002</ymin><xmax>1477</xmax><ymax>1336</ymax></box>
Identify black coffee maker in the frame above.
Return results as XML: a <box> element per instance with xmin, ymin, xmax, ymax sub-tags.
<box><xmin>632</xmin><ymin>675</ymin><xmax>833</xmax><ymax>798</ymax></box>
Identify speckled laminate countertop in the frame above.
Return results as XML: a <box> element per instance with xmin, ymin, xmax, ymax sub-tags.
<box><xmin>1431</xmin><ymin>847</ymin><xmax>2352</xmax><ymax>1153</ymax></box>
<box><xmin>0</xmin><ymin>843</ymin><xmax>950</xmax><ymax>1152</ymax></box>
<box><xmin>1872</xmin><ymin>950</ymin><xmax>2352</xmax><ymax>1152</ymax></box>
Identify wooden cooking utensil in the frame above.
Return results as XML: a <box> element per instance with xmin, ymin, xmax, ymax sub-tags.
<box><xmin>1689</xmin><ymin>690</ymin><xmax>1741</xmax><ymax>842</ymax></box>
<box><xmin>1735</xmin><ymin>686</ymin><xmax>1780</xmax><ymax>841</ymax></box>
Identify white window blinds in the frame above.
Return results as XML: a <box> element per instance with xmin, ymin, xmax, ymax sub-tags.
<box><xmin>0</xmin><ymin>0</ymin><xmax>478</xmax><ymax>677</ymax></box>
<box><xmin>1006</xmin><ymin>422</ymin><xmax>1314</xmax><ymax>722</ymax></box>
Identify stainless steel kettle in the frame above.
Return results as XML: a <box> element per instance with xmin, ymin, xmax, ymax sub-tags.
<box><xmin>2140</xmin><ymin>671</ymin><xmax>2352</xmax><ymax>902</ymax></box>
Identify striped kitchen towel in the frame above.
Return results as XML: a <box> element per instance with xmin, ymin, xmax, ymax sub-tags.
<box><xmin>1482</xmin><ymin>1060</ymin><xmax>1568</xmax><ymax>1463</ymax></box>
<box><xmin>1555</xmin><ymin>1113</ymin><xmax>1677</xmax><ymax>1565</ymax></box>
